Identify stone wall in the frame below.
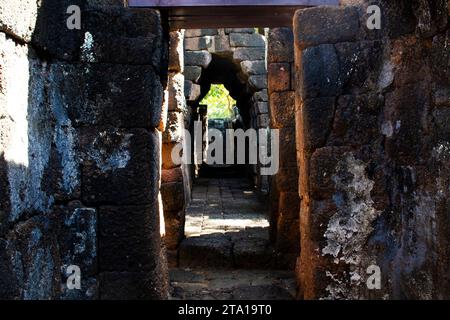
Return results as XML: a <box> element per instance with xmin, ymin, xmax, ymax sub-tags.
<box><xmin>267</xmin><ymin>28</ymin><xmax>300</xmax><ymax>270</ymax></box>
<box><xmin>0</xmin><ymin>0</ymin><xmax>169</xmax><ymax>299</ymax></box>
<box><xmin>294</xmin><ymin>0</ymin><xmax>450</xmax><ymax>299</ymax></box>
<box><xmin>183</xmin><ymin>28</ymin><xmax>269</xmax><ymax>190</ymax></box>
<box><xmin>161</xmin><ymin>29</ymin><xmax>192</xmax><ymax>262</ymax></box>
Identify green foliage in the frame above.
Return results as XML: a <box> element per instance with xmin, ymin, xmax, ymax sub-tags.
<box><xmin>200</xmin><ymin>84</ymin><xmax>236</xmax><ymax>119</ymax></box>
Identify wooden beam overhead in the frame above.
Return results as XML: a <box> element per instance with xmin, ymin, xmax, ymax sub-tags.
<box><xmin>127</xmin><ymin>0</ymin><xmax>339</xmax><ymax>29</ymax></box>
<box><xmin>128</xmin><ymin>0</ymin><xmax>339</xmax><ymax>7</ymax></box>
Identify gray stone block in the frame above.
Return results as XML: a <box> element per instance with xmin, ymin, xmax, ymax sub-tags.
<box><xmin>240</xmin><ymin>60</ymin><xmax>267</xmax><ymax>76</ymax></box>
<box><xmin>184</xmin><ymin>65</ymin><xmax>202</xmax><ymax>82</ymax></box>
<box><xmin>163</xmin><ymin>112</ymin><xmax>184</xmax><ymax>143</ymax></box>
<box><xmin>233</xmin><ymin>47</ymin><xmax>265</xmax><ymax>62</ymax></box>
<box><xmin>257</xmin><ymin>102</ymin><xmax>269</xmax><ymax>114</ymax></box>
<box><xmin>299</xmin><ymin>44</ymin><xmax>340</xmax><ymax>99</ymax></box>
<box><xmin>185</xmin><ymin>50</ymin><xmax>212</xmax><ymax>68</ymax></box>
<box><xmin>184</xmin><ymin>36</ymin><xmax>214</xmax><ymax>51</ymax></box>
<box><xmin>185</xmin><ymin>81</ymin><xmax>202</xmax><ymax>102</ymax></box>
<box><xmin>49</xmin><ymin>63</ymin><xmax>164</xmax><ymax>129</ymax></box>
<box><xmin>294</xmin><ymin>6</ymin><xmax>359</xmax><ymax>49</ymax></box>
<box><xmin>169</xmin><ymin>30</ymin><xmax>184</xmax><ymax>73</ymax></box>
<box><xmin>225</xmin><ymin>28</ymin><xmax>255</xmax><ymax>34</ymax></box>
<box><xmin>254</xmin><ymin>90</ymin><xmax>268</xmax><ymax>102</ymax></box>
<box><xmin>81</xmin><ymin>128</ymin><xmax>160</xmax><ymax>206</ymax></box>
<box><xmin>249</xmin><ymin>75</ymin><xmax>268</xmax><ymax>90</ymax></box>
<box><xmin>230</xmin><ymin>33</ymin><xmax>265</xmax><ymax>47</ymax></box>
<box><xmin>0</xmin><ymin>0</ymin><xmax>39</xmax><ymax>42</ymax></box>
<box><xmin>168</xmin><ymin>73</ymin><xmax>186</xmax><ymax>112</ymax></box>
<box><xmin>185</xmin><ymin>29</ymin><xmax>218</xmax><ymax>38</ymax></box>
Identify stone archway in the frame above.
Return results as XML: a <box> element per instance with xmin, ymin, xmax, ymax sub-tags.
<box><xmin>1</xmin><ymin>0</ymin><xmax>449</xmax><ymax>301</ymax></box>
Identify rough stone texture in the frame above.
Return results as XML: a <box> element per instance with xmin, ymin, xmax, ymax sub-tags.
<box><xmin>169</xmin><ymin>30</ymin><xmax>184</xmax><ymax>73</ymax></box>
<box><xmin>0</xmin><ymin>1</ymin><xmax>168</xmax><ymax>300</ymax></box>
<box><xmin>185</xmin><ymin>80</ymin><xmax>202</xmax><ymax>102</ymax></box>
<box><xmin>161</xmin><ymin>32</ymin><xmax>193</xmax><ymax>252</ymax></box>
<box><xmin>230</xmin><ymin>33</ymin><xmax>265</xmax><ymax>47</ymax></box>
<box><xmin>170</xmin><ymin>269</ymin><xmax>296</xmax><ymax>300</ymax></box>
<box><xmin>185</xmin><ymin>29</ymin><xmax>218</xmax><ymax>38</ymax></box>
<box><xmin>268</xmin><ymin>63</ymin><xmax>291</xmax><ymax>92</ymax></box>
<box><xmin>268</xmin><ymin>28</ymin><xmax>294</xmax><ymax>63</ymax></box>
<box><xmin>184</xmin><ymin>65</ymin><xmax>202</xmax><ymax>82</ymax></box>
<box><xmin>233</xmin><ymin>47</ymin><xmax>265</xmax><ymax>62</ymax></box>
<box><xmin>270</xmin><ymin>92</ymin><xmax>296</xmax><ymax>128</ymax></box>
<box><xmin>294</xmin><ymin>6</ymin><xmax>359</xmax><ymax>49</ymax></box>
<box><xmin>294</xmin><ymin>1</ymin><xmax>450</xmax><ymax>300</ymax></box>
<box><xmin>180</xmin><ymin>28</ymin><xmax>269</xmax><ymax>194</ymax></box>
<box><xmin>267</xmin><ymin>28</ymin><xmax>300</xmax><ymax>270</ymax></box>
<box><xmin>249</xmin><ymin>75</ymin><xmax>267</xmax><ymax>90</ymax></box>
<box><xmin>240</xmin><ymin>60</ymin><xmax>266</xmax><ymax>76</ymax></box>
<box><xmin>168</xmin><ymin>73</ymin><xmax>186</xmax><ymax>112</ymax></box>
<box><xmin>184</xmin><ymin>51</ymin><xmax>212</xmax><ymax>68</ymax></box>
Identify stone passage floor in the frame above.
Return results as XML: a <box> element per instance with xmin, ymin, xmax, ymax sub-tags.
<box><xmin>170</xmin><ymin>177</ymin><xmax>297</xmax><ymax>300</ymax></box>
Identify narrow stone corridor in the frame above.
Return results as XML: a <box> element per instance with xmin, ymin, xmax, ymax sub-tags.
<box><xmin>169</xmin><ymin>172</ymin><xmax>296</xmax><ymax>300</ymax></box>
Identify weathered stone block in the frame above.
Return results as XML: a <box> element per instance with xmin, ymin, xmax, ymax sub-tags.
<box><xmin>161</xmin><ymin>182</ymin><xmax>185</xmax><ymax>212</ymax></box>
<box><xmin>98</xmin><ymin>204</ymin><xmax>160</xmax><ymax>272</ymax></box>
<box><xmin>270</xmin><ymin>92</ymin><xmax>295</xmax><ymax>128</ymax></box>
<box><xmin>49</xmin><ymin>63</ymin><xmax>163</xmax><ymax>129</ymax></box>
<box><xmin>268</xmin><ymin>63</ymin><xmax>290</xmax><ymax>92</ymax></box>
<box><xmin>276</xmin><ymin>192</ymin><xmax>300</xmax><ymax>252</ymax></box>
<box><xmin>169</xmin><ymin>30</ymin><xmax>184</xmax><ymax>73</ymax></box>
<box><xmin>309</xmin><ymin>147</ymin><xmax>351</xmax><ymax>200</ymax></box>
<box><xmin>298</xmin><ymin>44</ymin><xmax>340</xmax><ymax>99</ymax></box>
<box><xmin>81</xmin><ymin>8</ymin><xmax>164</xmax><ymax>66</ymax></box>
<box><xmin>240</xmin><ymin>60</ymin><xmax>266</xmax><ymax>76</ymax></box>
<box><xmin>57</xmin><ymin>202</ymin><xmax>97</xmax><ymax>277</ymax></box>
<box><xmin>30</xmin><ymin>4</ymin><xmax>164</xmax><ymax>64</ymax></box>
<box><xmin>184</xmin><ymin>36</ymin><xmax>214</xmax><ymax>51</ymax></box>
<box><xmin>309</xmin><ymin>199</ymin><xmax>337</xmax><ymax>243</ymax></box>
<box><xmin>184</xmin><ymin>65</ymin><xmax>202</xmax><ymax>82</ymax></box>
<box><xmin>230</xmin><ymin>33</ymin><xmax>265</xmax><ymax>47</ymax></box>
<box><xmin>257</xmin><ymin>102</ymin><xmax>269</xmax><ymax>114</ymax></box>
<box><xmin>233</xmin><ymin>239</ymin><xmax>272</xmax><ymax>268</ymax></box>
<box><xmin>249</xmin><ymin>75</ymin><xmax>267</xmax><ymax>90</ymax></box>
<box><xmin>300</xmin><ymin>97</ymin><xmax>335</xmax><ymax>151</ymax></box>
<box><xmin>275</xmin><ymin>166</ymin><xmax>299</xmax><ymax>192</ymax></box>
<box><xmin>168</xmin><ymin>73</ymin><xmax>186</xmax><ymax>112</ymax></box>
<box><xmin>334</xmin><ymin>40</ymin><xmax>383</xmax><ymax>95</ymax></box>
<box><xmin>0</xmin><ymin>0</ymin><xmax>39</xmax><ymax>42</ymax></box>
<box><xmin>212</xmin><ymin>34</ymin><xmax>231</xmax><ymax>52</ymax></box>
<box><xmin>268</xmin><ymin>28</ymin><xmax>294</xmax><ymax>63</ymax></box>
<box><xmin>294</xmin><ymin>6</ymin><xmax>359</xmax><ymax>50</ymax></box>
<box><xmin>6</xmin><ymin>216</ymin><xmax>60</xmax><ymax>299</ymax></box>
<box><xmin>162</xmin><ymin>142</ymin><xmax>179</xmax><ymax>170</ymax></box>
<box><xmin>257</xmin><ymin>114</ymin><xmax>270</xmax><ymax>128</ymax></box>
<box><xmin>279</xmin><ymin>128</ymin><xmax>297</xmax><ymax>168</ymax></box>
<box><xmin>185</xmin><ymin>50</ymin><xmax>212</xmax><ymax>68</ymax></box>
<box><xmin>328</xmin><ymin>94</ymin><xmax>382</xmax><ymax>147</ymax></box>
<box><xmin>60</xmin><ymin>277</ymin><xmax>98</xmax><ymax>300</ymax></box>
<box><xmin>225</xmin><ymin>28</ymin><xmax>254</xmax><ymax>34</ymax></box>
<box><xmin>163</xmin><ymin>210</ymin><xmax>185</xmax><ymax>250</ymax></box>
<box><xmin>384</xmin><ymin>83</ymin><xmax>430</xmax><ymax>164</ymax></box>
<box><xmin>233</xmin><ymin>47</ymin><xmax>265</xmax><ymax>62</ymax></box>
<box><xmin>178</xmin><ymin>234</ymin><xmax>233</xmax><ymax>268</ymax></box>
<box><xmin>163</xmin><ymin>112</ymin><xmax>184</xmax><ymax>143</ymax></box>
<box><xmin>185</xmin><ymin>29</ymin><xmax>218</xmax><ymax>38</ymax></box>
<box><xmin>185</xmin><ymin>80</ymin><xmax>202</xmax><ymax>102</ymax></box>
<box><xmin>100</xmin><ymin>271</ymin><xmax>166</xmax><ymax>299</ymax></box>
<box><xmin>254</xmin><ymin>89</ymin><xmax>268</xmax><ymax>102</ymax></box>
<box><xmin>162</xmin><ymin>167</ymin><xmax>183</xmax><ymax>184</ymax></box>
<box><xmin>81</xmin><ymin>128</ymin><xmax>159</xmax><ymax>206</ymax></box>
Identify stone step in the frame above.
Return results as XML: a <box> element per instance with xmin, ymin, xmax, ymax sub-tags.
<box><xmin>169</xmin><ymin>268</ymin><xmax>297</xmax><ymax>300</ymax></box>
<box><xmin>178</xmin><ymin>232</ymin><xmax>277</xmax><ymax>269</ymax></box>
